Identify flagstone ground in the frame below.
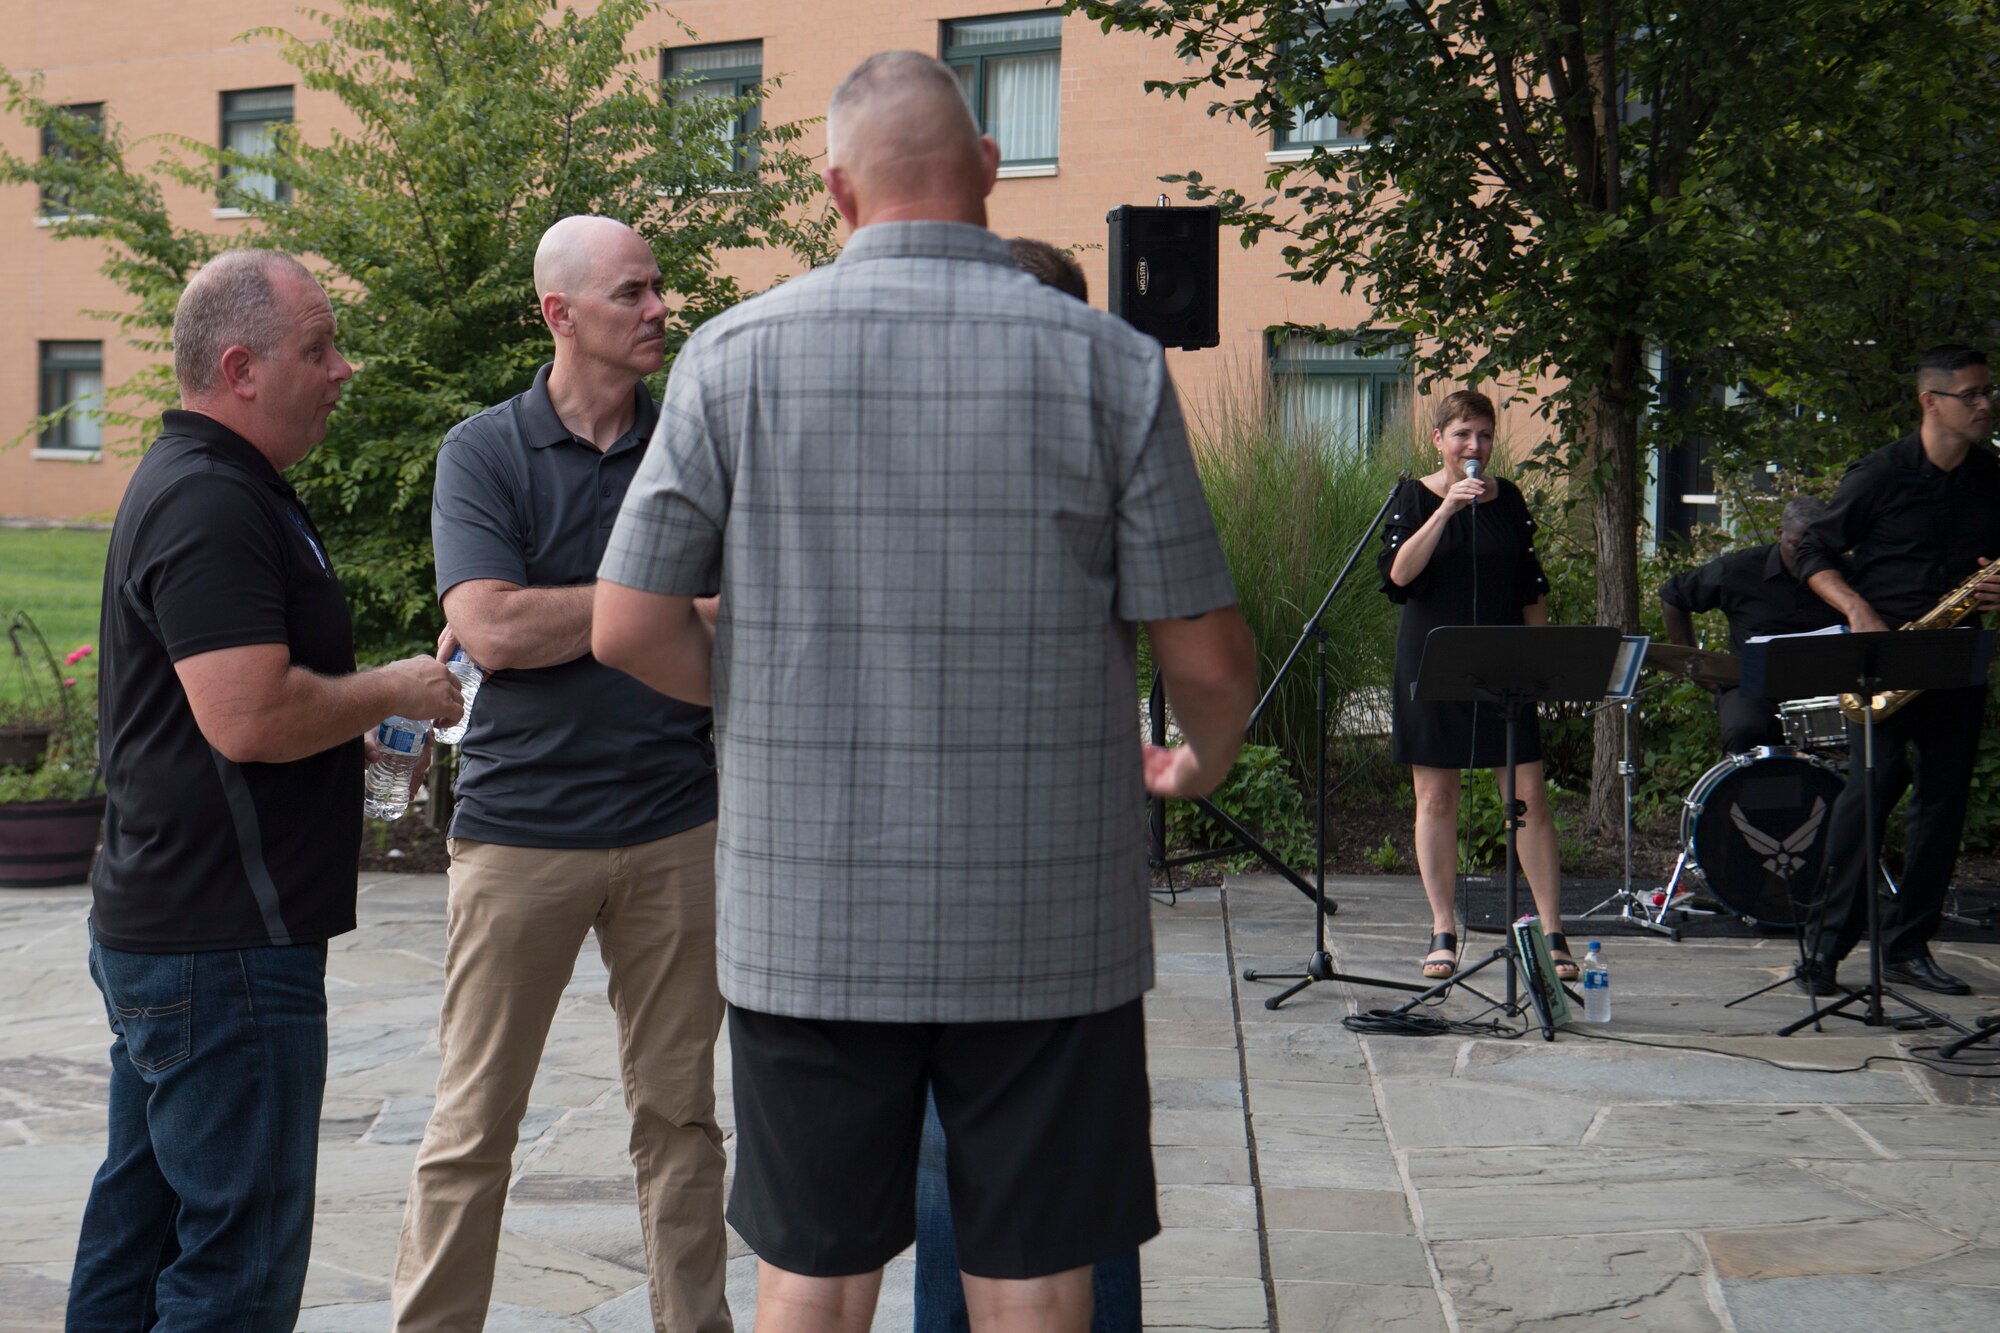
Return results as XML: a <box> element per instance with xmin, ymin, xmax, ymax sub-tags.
<box><xmin>4</xmin><ymin>871</ymin><xmax>1996</xmax><ymax>1331</ymax></box>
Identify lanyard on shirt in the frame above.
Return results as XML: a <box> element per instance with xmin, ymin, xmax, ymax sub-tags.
<box><xmin>287</xmin><ymin>506</ymin><xmax>330</xmax><ymax>572</ymax></box>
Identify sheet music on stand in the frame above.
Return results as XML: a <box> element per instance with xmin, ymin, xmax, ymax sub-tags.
<box><xmin>1605</xmin><ymin>635</ymin><xmax>1649</xmax><ymax>700</ymax></box>
<box><xmin>1511</xmin><ymin>916</ymin><xmax>1572</xmax><ymax>1036</ymax></box>
<box><xmin>1745</xmin><ymin>624</ymin><xmax>1849</xmax><ymax>645</ymax></box>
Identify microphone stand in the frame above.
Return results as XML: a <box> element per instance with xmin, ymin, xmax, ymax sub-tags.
<box><xmin>1150</xmin><ymin>477</ymin><xmax>1424</xmax><ymax>1008</ymax></box>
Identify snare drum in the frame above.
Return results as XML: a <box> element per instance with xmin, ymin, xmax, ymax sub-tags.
<box><xmin>1778</xmin><ymin>695</ymin><xmax>1850</xmax><ymax>756</ymax></box>
<box><xmin>1680</xmin><ymin>747</ymin><xmax>1846</xmax><ymax>927</ymax></box>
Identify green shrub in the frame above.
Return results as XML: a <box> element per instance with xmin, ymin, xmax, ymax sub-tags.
<box><xmin>1455</xmin><ymin>769</ymin><xmax>1582</xmax><ymax>874</ymax></box>
<box><xmin>1167</xmin><ymin>742</ymin><xmax>1312</xmax><ymax>870</ymax></box>
<box><xmin>1179</xmin><ymin>370</ymin><xmax>1404</xmax><ymax>795</ymax></box>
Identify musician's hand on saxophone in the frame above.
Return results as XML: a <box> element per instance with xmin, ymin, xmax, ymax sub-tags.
<box><xmin>1974</xmin><ymin>557</ymin><xmax>2000</xmax><ymax>611</ymax></box>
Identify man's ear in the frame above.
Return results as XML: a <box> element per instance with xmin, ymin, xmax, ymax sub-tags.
<box><xmin>218</xmin><ymin>345</ymin><xmax>257</xmax><ymax>401</ymax></box>
<box><xmin>824</xmin><ymin>164</ymin><xmax>857</xmax><ymax>226</ymax></box>
<box><xmin>975</xmin><ymin>135</ymin><xmax>1000</xmax><ymax>198</ymax></box>
<box><xmin>542</xmin><ymin>291</ymin><xmax>574</xmax><ymax>338</ymax></box>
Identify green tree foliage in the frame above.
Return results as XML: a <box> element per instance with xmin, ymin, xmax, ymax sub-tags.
<box><xmin>1699</xmin><ymin>4</ymin><xmax>2000</xmax><ymax>489</ymax></box>
<box><xmin>1068</xmin><ymin>0</ymin><xmax>1998</xmax><ymax>827</ymax></box>
<box><xmin>2</xmin><ymin>0</ymin><xmax>833</xmax><ymax>657</ymax></box>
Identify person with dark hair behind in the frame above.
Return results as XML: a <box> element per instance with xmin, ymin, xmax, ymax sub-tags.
<box><xmin>1005</xmin><ymin>237</ymin><xmax>1087</xmax><ymax>303</ymax></box>
<box><xmin>910</xmin><ymin>238</ymin><xmax>1142</xmax><ymax>1333</ymax></box>
<box><xmin>1379</xmin><ymin>389</ymin><xmax>1572</xmax><ymax>981</ymax></box>
<box><xmin>1658</xmin><ymin>496</ymin><xmax>1843</xmax><ymax>753</ymax></box>
<box><xmin>1793</xmin><ymin>344</ymin><xmax>2000</xmax><ymax>997</ymax></box>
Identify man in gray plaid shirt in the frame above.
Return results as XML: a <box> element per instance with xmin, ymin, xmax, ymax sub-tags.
<box><xmin>595</xmin><ymin>50</ymin><xmax>1255</xmax><ymax>1333</ymax></box>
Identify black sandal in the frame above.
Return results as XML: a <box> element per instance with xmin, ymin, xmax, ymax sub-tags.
<box><xmin>1547</xmin><ymin>932</ymin><xmax>1580</xmax><ymax>983</ymax></box>
<box><xmin>1421</xmin><ymin>931</ymin><xmax>1457</xmax><ymax>980</ymax></box>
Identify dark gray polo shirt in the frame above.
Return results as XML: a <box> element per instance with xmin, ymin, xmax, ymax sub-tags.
<box><xmin>432</xmin><ymin>364</ymin><xmax>715</xmax><ymax>849</ymax></box>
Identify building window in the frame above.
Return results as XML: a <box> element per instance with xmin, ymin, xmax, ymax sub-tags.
<box><xmin>1272</xmin><ymin>11</ymin><xmax>1360</xmax><ymax>152</ymax></box>
<box><xmin>220</xmin><ymin>87</ymin><xmax>294</xmax><ymax>203</ymax></box>
<box><xmin>943</xmin><ymin>13</ymin><xmax>1061</xmax><ymax>168</ymax></box>
<box><xmin>39</xmin><ymin>102</ymin><xmax>104</xmax><ymax>217</ymax></box>
<box><xmin>665</xmin><ymin>42</ymin><xmax>763</xmax><ymax>174</ymax></box>
<box><xmin>1270</xmin><ymin>334</ymin><xmax>1411</xmax><ymax>451</ymax></box>
<box><xmin>39</xmin><ymin>341</ymin><xmax>104</xmax><ymax>454</ymax></box>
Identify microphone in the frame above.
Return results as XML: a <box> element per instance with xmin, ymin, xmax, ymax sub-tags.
<box><xmin>1464</xmin><ymin>457</ymin><xmax>1483</xmax><ymax>505</ymax></box>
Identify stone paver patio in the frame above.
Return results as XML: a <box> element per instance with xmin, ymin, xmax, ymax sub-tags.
<box><xmin>4</xmin><ymin>870</ymin><xmax>1998</xmax><ymax>1331</ymax></box>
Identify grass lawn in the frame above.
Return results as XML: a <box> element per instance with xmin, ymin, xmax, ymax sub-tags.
<box><xmin>0</xmin><ymin>528</ymin><xmax>110</xmax><ymax>706</ymax></box>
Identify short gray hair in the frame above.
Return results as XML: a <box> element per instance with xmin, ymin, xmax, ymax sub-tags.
<box><xmin>172</xmin><ymin>249</ymin><xmax>317</xmax><ymax>395</ymax></box>
<box><xmin>1782</xmin><ymin>497</ymin><xmax>1828</xmax><ymax>527</ymax></box>
<box><xmin>826</xmin><ymin>51</ymin><xmax>975</xmax><ymax>162</ymax></box>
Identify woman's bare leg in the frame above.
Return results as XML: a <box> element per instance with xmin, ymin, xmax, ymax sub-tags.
<box><xmin>1411</xmin><ymin>765</ymin><xmax>1463</xmax><ymax>966</ymax></box>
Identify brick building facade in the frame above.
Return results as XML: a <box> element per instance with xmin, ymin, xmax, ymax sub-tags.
<box><xmin>1</xmin><ymin>1</ymin><xmax>1556</xmax><ymax>523</ymax></box>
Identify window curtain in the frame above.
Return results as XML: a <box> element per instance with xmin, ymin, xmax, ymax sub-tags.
<box><xmin>987</xmin><ymin>52</ymin><xmax>1060</xmax><ymax>161</ymax></box>
<box><xmin>1280</xmin><ymin>375</ymin><xmax>1373</xmax><ymax>454</ymax></box>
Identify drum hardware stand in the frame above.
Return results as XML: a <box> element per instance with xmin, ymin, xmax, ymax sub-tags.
<box><xmin>1942</xmin><ymin>884</ymin><xmax>1999</xmax><ymax>930</ymax></box>
<box><xmin>1148</xmin><ymin>478</ymin><xmax>1425</xmax><ymax>1009</ymax></box>
<box><xmin>1387</xmin><ymin>626</ymin><xmax>1623</xmax><ymax>1038</ymax></box>
<box><xmin>1746</xmin><ymin>631</ymin><xmax>1990</xmax><ymax>1038</ymax></box>
<box><xmin>1575</xmin><ymin>677</ymin><xmax>1684</xmax><ymax>940</ymax></box>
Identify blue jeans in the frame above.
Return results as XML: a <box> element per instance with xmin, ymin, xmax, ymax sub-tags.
<box><xmin>913</xmin><ymin>1094</ymin><xmax>1142</xmax><ymax>1333</ymax></box>
<box><xmin>68</xmin><ymin>930</ymin><xmax>329</xmax><ymax>1332</ymax></box>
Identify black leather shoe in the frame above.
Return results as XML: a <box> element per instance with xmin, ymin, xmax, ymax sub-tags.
<box><xmin>1883</xmin><ymin>953</ymin><xmax>1972</xmax><ymax>996</ymax></box>
<box><xmin>1795</xmin><ymin>956</ymin><xmax>1842</xmax><ymax>996</ymax></box>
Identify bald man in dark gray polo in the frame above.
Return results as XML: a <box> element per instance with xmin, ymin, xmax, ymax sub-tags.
<box><xmin>393</xmin><ymin>217</ymin><xmax>727</xmax><ymax>1333</ymax></box>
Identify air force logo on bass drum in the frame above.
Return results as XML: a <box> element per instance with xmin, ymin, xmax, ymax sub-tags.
<box><xmin>1729</xmin><ymin>799</ymin><xmax>1829</xmax><ymax>879</ymax></box>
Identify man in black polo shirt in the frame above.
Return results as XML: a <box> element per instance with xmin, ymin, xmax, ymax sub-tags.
<box><xmin>1659</xmin><ymin>497</ymin><xmax>1843</xmax><ymax>753</ymax></box>
<box><xmin>1794</xmin><ymin>344</ymin><xmax>2000</xmax><ymax>997</ymax></box>
<box><xmin>70</xmin><ymin>249</ymin><xmax>463</xmax><ymax>1329</ymax></box>
<box><xmin>391</xmin><ymin>217</ymin><xmax>726</xmax><ymax>1333</ymax></box>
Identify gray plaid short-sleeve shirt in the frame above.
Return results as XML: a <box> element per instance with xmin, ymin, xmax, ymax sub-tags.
<box><xmin>601</xmin><ymin>222</ymin><xmax>1235</xmax><ymax>1023</ymax></box>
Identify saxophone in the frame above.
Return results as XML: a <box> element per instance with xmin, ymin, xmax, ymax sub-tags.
<box><xmin>1838</xmin><ymin>562</ymin><xmax>1998</xmax><ymax>722</ymax></box>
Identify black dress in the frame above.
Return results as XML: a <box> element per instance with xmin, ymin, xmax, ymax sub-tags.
<box><xmin>1377</xmin><ymin>475</ymin><xmax>1552</xmax><ymax>768</ymax></box>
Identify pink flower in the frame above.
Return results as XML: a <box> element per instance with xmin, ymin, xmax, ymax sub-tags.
<box><xmin>64</xmin><ymin>645</ymin><xmax>94</xmax><ymax>665</ymax></box>
<box><xmin>63</xmin><ymin>677</ymin><xmax>77</xmax><ymax>688</ymax></box>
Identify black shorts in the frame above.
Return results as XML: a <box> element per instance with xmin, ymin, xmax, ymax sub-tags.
<box><xmin>725</xmin><ymin>998</ymin><xmax>1158</xmax><ymax>1279</ymax></box>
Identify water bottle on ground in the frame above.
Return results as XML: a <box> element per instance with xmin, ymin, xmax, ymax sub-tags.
<box><xmin>364</xmin><ymin>715</ymin><xmax>430</xmax><ymax>821</ymax></box>
<box><xmin>1582</xmin><ymin>941</ymin><xmax>1611</xmax><ymax>1023</ymax></box>
<box><xmin>431</xmin><ymin>648</ymin><xmax>482</xmax><ymax>746</ymax></box>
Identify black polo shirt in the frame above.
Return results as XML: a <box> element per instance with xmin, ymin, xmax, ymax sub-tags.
<box><xmin>93</xmin><ymin>410</ymin><xmax>362</xmax><ymax>953</ymax></box>
<box><xmin>431</xmin><ymin>364</ymin><xmax>716</xmax><ymax>848</ymax></box>
<box><xmin>1796</xmin><ymin>432</ymin><xmax>2000</xmax><ymax>625</ymax></box>
<box><xmin>1658</xmin><ymin>543</ymin><xmax>1843</xmax><ymax>656</ymax></box>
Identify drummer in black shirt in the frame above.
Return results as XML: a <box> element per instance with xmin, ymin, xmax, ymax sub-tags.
<box><xmin>1792</xmin><ymin>344</ymin><xmax>2000</xmax><ymax>997</ymax></box>
<box><xmin>1658</xmin><ymin>497</ymin><xmax>1843</xmax><ymax>753</ymax></box>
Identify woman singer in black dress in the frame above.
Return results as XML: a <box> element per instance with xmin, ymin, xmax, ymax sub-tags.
<box><xmin>1378</xmin><ymin>390</ymin><xmax>1574</xmax><ymax>982</ymax></box>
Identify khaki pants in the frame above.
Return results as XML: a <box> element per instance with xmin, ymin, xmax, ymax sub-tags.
<box><xmin>390</xmin><ymin>824</ymin><xmax>729</xmax><ymax>1333</ymax></box>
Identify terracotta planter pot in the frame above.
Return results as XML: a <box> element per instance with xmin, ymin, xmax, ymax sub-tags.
<box><xmin>0</xmin><ymin>795</ymin><xmax>105</xmax><ymax>888</ymax></box>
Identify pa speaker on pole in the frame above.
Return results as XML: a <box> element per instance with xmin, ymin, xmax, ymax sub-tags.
<box><xmin>1106</xmin><ymin>204</ymin><xmax>1221</xmax><ymax>351</ymax></box>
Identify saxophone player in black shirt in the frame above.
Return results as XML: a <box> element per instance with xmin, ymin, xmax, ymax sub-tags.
<box><xmin>1793</xmin><ymin>345</ymin><xmax>2000</xmax><ymax>996</ymax></box>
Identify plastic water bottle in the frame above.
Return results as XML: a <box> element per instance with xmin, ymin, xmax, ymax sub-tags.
<box><xmin>1582</xmin><ymin>942</ymin><xmax>1611</xmax><ymax>1023</ymax></box>
<box><xmin>364</xmin><ymin>716</ymin><xmax>430</xmax><ymax>821</ymax></box>
<box><xmin>431</xmin><ymin>648</ymin><xmax>483</xmax><ymax>746</ymax></box>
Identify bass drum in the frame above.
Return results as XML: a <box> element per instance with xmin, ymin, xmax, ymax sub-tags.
<box><xmin>1680</xmin><ymin>748</ymin><xmax>1846</xmax><ymax>927</ymax></box>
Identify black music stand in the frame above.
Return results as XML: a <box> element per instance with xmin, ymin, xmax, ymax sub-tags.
<box><xmin>1388</xmin><ymin>625</ymin><xmax>1622</xmax><ymax>1037</ymax></box>
<box><xmin>1737</xmin><ymin>630</ymin><xmax>1992</xmax><ymax>1037</ymax></box>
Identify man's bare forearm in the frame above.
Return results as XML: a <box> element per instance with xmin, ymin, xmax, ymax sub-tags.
<box><xmin>1661</xmin><ymin>604</ymin><xmax>1695</xmax><ymax>647</ymax></box>
<box><xmin>592</xmin><ymin>582</ymin><xmax>715</xmax><ymax>706</ymax></box>
<box><xmin>1807</xmin><ymin>569</ymin><xmax>1885</xmax><ymax>632</ymax></box>
<box><xmin>1146</xmin><ymin>609</ymin><xmax>1257</xmax><ymax>777</ymax></box>
<box><xmin>178</xmin><ymin>644</ymin><xmax>463</xmax><ymax>765</ymax></box>
<box><xmin>443</xmin><ymin>581</ymin><xmax>596</xmax><ymax>671</ymax></box>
